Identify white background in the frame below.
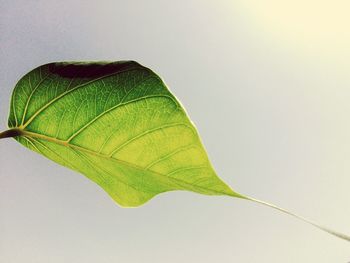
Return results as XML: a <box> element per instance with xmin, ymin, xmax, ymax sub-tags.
<box><xmin>1</xmin><ymin>1</ymin><xmax>350</xmax><ymax>262</ymax></box>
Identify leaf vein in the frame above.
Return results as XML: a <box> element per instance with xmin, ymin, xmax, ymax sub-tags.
<box><xmin>145</xmin><ymin>144</ymin><xmax>198</xmax><ymax>170</ymax></box>
<box><xmin>21</xmin><ymin>67</ymin><xmax>144</xmax><ymax>129</ymax></box>
<box><xmin>167</xmin><ymin>165</ymin><xmax>208</xmax><ymax>177</ymax></box>
<box><xmin>67</xmin><ymin>94</ymin><xmax>178</xmax><ymax>142</ymax></box>
<box><xmin>20</xmin><ymin>74</ymin><xmax>51</xmax><ymax>126</ymax></box>
<box><xmin>108</xmin><ymin>123</ymin><xmax>193</xmax><ymax>157</ymax></box>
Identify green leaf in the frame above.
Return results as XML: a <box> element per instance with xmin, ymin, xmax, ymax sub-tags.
<box><xmin>1</xmin><ymin>61</ymin><xmax>349</xmax><ymax>242</ymax></box>
<box><xmin>6</xmin><ymin>61</ymin><xmax>242</xmax><ymax>207</ymax></box>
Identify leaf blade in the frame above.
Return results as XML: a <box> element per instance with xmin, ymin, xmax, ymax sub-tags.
<box><xmin>8</xmin><ymin>61</ymin><xmax>241</xmax><ymax>206</ymax></box>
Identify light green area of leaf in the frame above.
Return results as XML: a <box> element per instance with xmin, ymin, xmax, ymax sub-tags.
<box><xmin>7</xmin><ymin>61</ymin><xmax>242</xmax><ymax>207</ymax></box>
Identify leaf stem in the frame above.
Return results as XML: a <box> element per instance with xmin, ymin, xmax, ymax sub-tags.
<box><xmin>0</xmin><ymin>128</ymin><xmax>23</xmax><ymax>139</ymax></box>
<box><xmin>242</xmin><ymin>195</ymin><xmax>350</xmax><ymax>242</ymax></box>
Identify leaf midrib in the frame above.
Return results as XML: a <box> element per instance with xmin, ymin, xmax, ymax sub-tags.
<box><xmin>14</xmin><ymin>128</ymin><xmax>239</xmax><ymax>198</ymax></box>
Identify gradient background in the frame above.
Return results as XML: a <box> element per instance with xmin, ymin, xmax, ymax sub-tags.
<box><xmin>1</xmin><ymin>0</ymin><xmax>350</xmax><ymax>262</ymax></box>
